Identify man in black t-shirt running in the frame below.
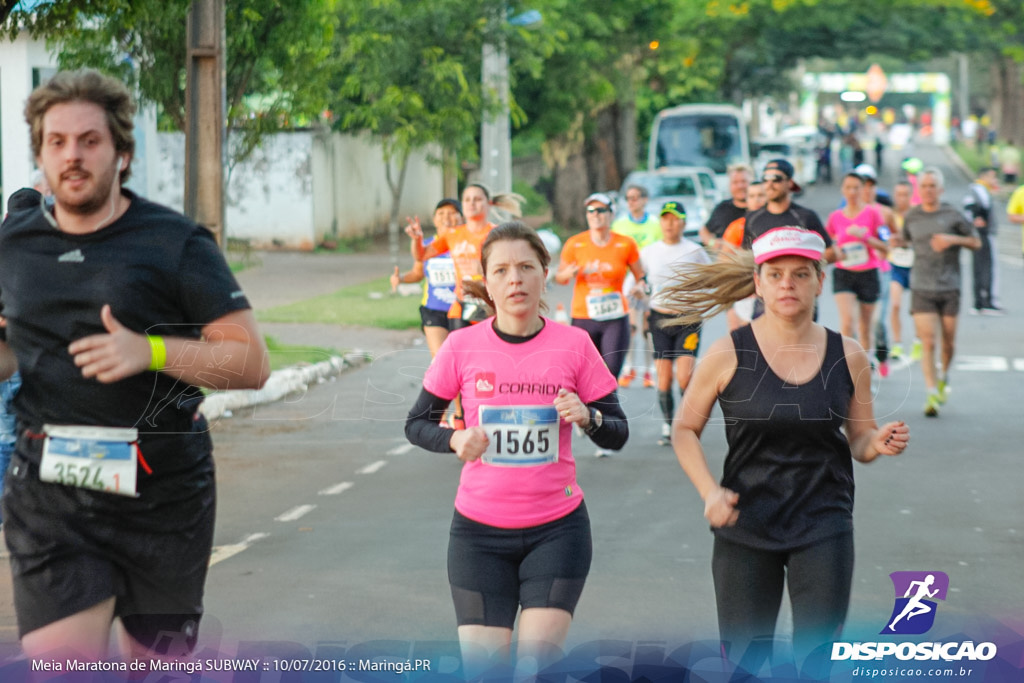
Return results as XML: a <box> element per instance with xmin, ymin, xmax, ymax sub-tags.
<box><xmin>0</xmin><ymin>69</ymin><xmax>270</xmax><ymax>662</ymax></box>
<box><xmin>700</xmin><ymin>163</ymin><xmax>752</xmax><ymax>247</ymax></box>
<box><xmin>743</xmin><ymin>159</ymin><xmax>836</xmax><ymax>261</ymax></box>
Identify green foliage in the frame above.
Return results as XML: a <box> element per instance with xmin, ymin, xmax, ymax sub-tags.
<box><xmin>330</xmin><ymin>0</ymin><xmax>481</xmax><ymax>166</ymax></box>
<box><xmin>11</xmin><ymin>0</ymin><xmax>338</xmax><ymax>165</ymax></box>
<box><xmin>512</xmin><ymin>179</ymin><xmax>549</xmax><ymax>216</ymax></box>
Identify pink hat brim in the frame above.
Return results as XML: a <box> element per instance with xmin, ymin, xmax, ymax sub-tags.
<box><xmin>754</xmin><ymin>247</ymin><xmax>823</xmax><ymax>264</ymax></box>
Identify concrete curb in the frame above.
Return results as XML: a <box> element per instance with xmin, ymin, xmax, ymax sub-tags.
<box><xmin>199</xmin><ymin>350</ymin><xmax>372</xmax><ymax>420</ymax></box>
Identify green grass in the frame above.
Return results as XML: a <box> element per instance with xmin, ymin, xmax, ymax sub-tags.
<box><xmin>257</xmin><ymin>276</ymin><xmax>421</xmax><ymax>329</ymax></box>
<box><xmin>950</xmin><ymin>140</ymin><xmax>992</xmax><ymax>176</ymax></box>
<box><xmin>264</xmin><ymin>335</ymin><xmax>343</xmax><ymax>372</ymax></box>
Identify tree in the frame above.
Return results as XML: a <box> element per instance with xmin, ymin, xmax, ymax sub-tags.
<box><xmin>4</xmin><ymin>0</ymin><xmax>338</xmax><ymax>172</ymax></box>
<box><xmin>508</xmin><ymin>0</ymin><xmax>687</xmax><ymax>227</ymax></box>
<box><xmin>330</xmin><ymin>0</ymin><xmax>481</xmax><ymax>264</ymax></box>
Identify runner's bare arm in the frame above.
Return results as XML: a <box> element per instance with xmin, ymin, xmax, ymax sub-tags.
<box><xmin>68</xmin><ymin>306</ymin><xmax>269</xmax><ymax>390</ymax></box>
<box><xmin>841</xmin><ymin>335</ymin><xmax>909</xmax><ymax>463</ymax></box>
<box><xmin>673</xmin><ymin>335</ymin><xmax>740</xmax><ymax>527</ymax></box>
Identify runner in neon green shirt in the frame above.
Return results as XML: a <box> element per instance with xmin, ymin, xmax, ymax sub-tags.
<box><xmin>613</xmin><ymin>184</ymin><xmax>661</xmax><ymax>388</ymax></box>
<box><xmin>613</xmin><ymin>184</ymin><xmax>662</xmax><ymax>248</ymax></box>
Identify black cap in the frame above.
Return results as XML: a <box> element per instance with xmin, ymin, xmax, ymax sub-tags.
<box><xmin>763</xmin><ymin>159</ymin><xmax>801</xmax><ymax>192</ymax></box>
<box><xmin>435</xmin><ymin>198</ymin><xmax>462</xmax><ymax>215</ymax></box>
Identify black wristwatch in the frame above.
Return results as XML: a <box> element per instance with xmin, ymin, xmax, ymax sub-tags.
<box><xmin>584</xmin><ymin>407</ymin><xmax>603</xmax><ymax>435</ymax></box>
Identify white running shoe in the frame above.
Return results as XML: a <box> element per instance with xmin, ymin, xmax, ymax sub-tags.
<box><xmin>658</xmin><ymin>422</ymin><xmax>672</xmax><ymax>446</ymax></box>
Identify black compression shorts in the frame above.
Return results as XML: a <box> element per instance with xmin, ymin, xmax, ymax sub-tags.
<box><xmin>419</xmin><ymin>305</ymin><xmax>451</xmax><ymax>331</ymax></box>
<box><xmin>649</xmin><ymin>310</ymin><xmax>702</xmax><ymax>360</ymax></box>
<box><xmin>3</xmin><ymin>448</ymin><xmax>215</xmax><ymax>653</ymax></box>
<box><xmin>832</xmin><ymin>268</ymin><xmax>880</xmax><ymax>304</ymax></box>
<box><xmin>447</xmin><ymin>501</ymin><xmax>592</xmax><ymax>628</ymax></box>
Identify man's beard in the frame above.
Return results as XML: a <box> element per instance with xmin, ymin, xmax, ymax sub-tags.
<box><xmin>55</xmin><ymin>164</ymin><xmax>118</xmax><ymax>217</ymax></box>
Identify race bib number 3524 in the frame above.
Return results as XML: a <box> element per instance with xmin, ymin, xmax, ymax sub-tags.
<box><xmin>478</xmin><ymin>405</ymin><xmax>560</xmax><ymax>467</ymax></box>
<box><xmin>39</xmin><ymin>425</ymin><xmax>140</xmax><ymax>497</ymax></box>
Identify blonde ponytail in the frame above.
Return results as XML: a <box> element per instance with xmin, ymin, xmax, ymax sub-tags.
<box><xmin>660</xmin><ymin>250</ymin><xmax>757</xmax><ymax>328</ymax></box>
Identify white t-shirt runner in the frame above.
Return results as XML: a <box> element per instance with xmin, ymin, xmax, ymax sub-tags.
<box><xmin>640</xmin><ymin>238</ymin><xmax>712</xmax><ymax>313</ymax></box>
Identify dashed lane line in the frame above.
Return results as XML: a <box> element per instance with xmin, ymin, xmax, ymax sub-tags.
<box><xmin>209</xmin><ymin>532</ymin><xmax>270</xmax><ymax>567</ymax></box>
<box><xmin>319</xmin><ymin>481</ymin><xmax>354</xmax><ymax>496</ymax></box>
<box><xmin>275</xmin><ymin>504</ymin><xmax>317</xmax><ymax>522</ymax></box>
<box><xmin>358</xmin><ymin>460</ymin><xmax>388</xmax><ymax>475</ymax></box>
<box><xmin>212</xmin><ymin>452</ymin><xmax>392</xmax><ymax>568</ymax></box>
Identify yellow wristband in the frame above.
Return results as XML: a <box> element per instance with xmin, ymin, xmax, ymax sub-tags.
<box><xmin>147</xmin><ymin>335</ymin><xmax>167</xmax><ymax>371</ymax></box>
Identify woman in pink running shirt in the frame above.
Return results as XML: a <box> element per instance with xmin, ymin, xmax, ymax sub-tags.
<box><xmin>405</xmin><ymin>222</ymin><xmax>628</xmax><ymax>677</ymax></box>
<box><xmin>826</xmin><ymin>172</ymin><xmax>889</xmax><ymax>351</ymax></box>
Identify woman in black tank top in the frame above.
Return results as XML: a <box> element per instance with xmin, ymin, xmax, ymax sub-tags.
<box><xmin>659</xmin><ymin>228</ymin><xmax>910</xmax><ymax>674</ymax></box>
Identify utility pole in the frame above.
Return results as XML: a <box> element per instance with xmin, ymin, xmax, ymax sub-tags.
<box><xmin>184</xmin><ymin>0</ymin><xmax>226</xmax><ymax>245</ymax></box>
<box><xmin>480</xmin><ymin>10</ymin><xmax>512</xmax><ymax>195</ymax></box>
<box><xmin>479</xmin><ymin>8</ymin><xmax>541</xmax><ymax>195</ymax></box>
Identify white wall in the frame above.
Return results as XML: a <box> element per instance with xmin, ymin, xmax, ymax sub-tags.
<box><xmin>153</xmin><ymin>131</ymin><xmax>318</xmax><ymax>250</ymax></box>
<box><xmin>313</xmin><ymin>131</ymin><xmax>442</xmax><ymax>242</ymax></box>
<box><xmin>153</xmin><ymin>130</ymin><xmax>443</xmax><ymax>250</ymax></box>
<box><xmin>3</xmin><ymin>31</ymin><xmax>442</xmax><ymax>248</ymax></box>
<box><xmin>0</xmin><ymin>33</ymin><xmax>57</xmax><ymax>211</ymax></box>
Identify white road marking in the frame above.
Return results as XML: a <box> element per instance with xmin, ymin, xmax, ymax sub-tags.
<box><xmin>209</xmin><ymin>532</ymin><xmax>269</xmax><ymax>567</ymax></box>
<box><xmin>358</xmin><ymin>460</ymin><xmax>388</xmax><ymax>475</ymax></box>
<box><xmin>275</xmin><ymin>504</ymin><xmax>317</xmax><ymax>522</ymax></box>
<box><xmin>387</xmin><ymin>443</ymin><xmax>415</xmax><ymax>456</ymax></box>
<box><xmin>318</xmin><ymin>481</ymin><xmax>354</xmax><ymax>496</ymax></box>
<box><xmin>1013</xmin><ymin>359</ymin><xmax>1024</xmax><ymax>372</ymax></box>
<box><xmin>954</xmin><ymin>355</ymin><xmax>1009</xmax><ymax>372</ymax></box>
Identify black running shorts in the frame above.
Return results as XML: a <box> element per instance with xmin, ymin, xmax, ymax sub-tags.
<box><xmin>649</xmin><ymin>310</ymin><xmax>702</xmax><ymax>360</ymax></box>
<box><xmin>419</xmin><ymin>305</ymin><xmax>451</xmax><ymax>331</ymax></box>
<box><xmin>2</xmin><ymin>449</ymin><xmax>215</xmax><ymax>653</ymax></box>
<box><xmin>447</xmin><ymin>501</ymin><xmax>592</xmax><ymax>628</ymax></box>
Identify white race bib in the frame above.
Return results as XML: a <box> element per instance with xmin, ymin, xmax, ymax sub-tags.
<box><xmin>39</xmin><ymin>425</ymin><xmax>140</xmax><ymax>497</ymax></box>
<box><xmin>478</xmin><ymin>405</ymin><xmax>559</xmax><ymax>467</ymax></box>
<box><xmin>889</xmin><ymin>246</ymin><xmax>914</xmax><ymax>268</ymax></box>
<box><xmin>426</xmin><ymin>258</ymin><xmax>457</xmax><ymax>288</ymax></box>
<box><xmin>839</xmin><ymin>242</ymin><xmax>870</xmax><ymax>268</ymax></box>
<box><xmin>585</xmin><ymin>292</ymin><xmax>625</xmax><ymax>321</ymax></box>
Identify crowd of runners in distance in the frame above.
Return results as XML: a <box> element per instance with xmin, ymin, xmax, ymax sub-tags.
<box><xmin>395</xmin><ymin>152</ymin><xmax>1013</xmax><ymax>675</ymax></box>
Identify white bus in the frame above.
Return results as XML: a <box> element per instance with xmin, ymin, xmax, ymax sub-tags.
<box><xmin>648</xmin><ymin>103</ymin><xmax>751</xmax><ymax>193</ymax></box>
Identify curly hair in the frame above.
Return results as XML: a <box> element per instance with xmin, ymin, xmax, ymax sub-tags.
<box><xmin>25</xmin><ymin>69</ymin><xmax>136</xmax><ymax>185</ymax></box>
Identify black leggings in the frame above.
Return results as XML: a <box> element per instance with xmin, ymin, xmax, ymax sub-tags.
<box><xmin>571</xmin><ymin>316</ymin><xmax>631</xmax><ymax>378</ymax></box>
<box><xmin>712</xmin><ymin>532</ymin><xmax>854</xmax><ymax>666</ymax></box>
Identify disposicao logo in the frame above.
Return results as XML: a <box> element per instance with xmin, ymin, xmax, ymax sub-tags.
<box><xmin>882</xmin><ymin>571</ymin><xmax>949</xmax><ymax>635</ymax></box>
<box><xmin>831</xmin><ymin>571</ymin><xmax>998</xmax><ymax>663</ymax></box>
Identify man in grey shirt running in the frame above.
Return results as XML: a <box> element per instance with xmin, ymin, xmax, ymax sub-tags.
<box><xmin>898</xmin><ymin>167</ymin><xmax>981</xmax><ymax>417</ymax></box>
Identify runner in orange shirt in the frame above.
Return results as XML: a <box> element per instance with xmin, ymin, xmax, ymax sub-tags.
<box><xmin>555</xmin><ymin>192</ymin><xmax>647</xmax><ymax>382</ymax></box>
<box><xmin>411</xmin><ymin>184</ymin><xmax>499</xmax><ymax>331</ymax></box>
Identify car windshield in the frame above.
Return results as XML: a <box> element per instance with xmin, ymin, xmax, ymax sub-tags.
<box><xmin>628</xmin><ymin>174</ymin><xmax>698</xmax><ymax>197</ymax></box>
<box><xmin>758</xmin><ymin>143</ymin><xmax>792</xmax><ymax>155</ymax></box>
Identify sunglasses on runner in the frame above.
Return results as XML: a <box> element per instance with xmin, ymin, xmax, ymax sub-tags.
<box><xmin>586</xmin><ymin>207</ymin><xmax>612</xmax><ymax>214</ymax></box>
<box><xmin>762</xmin><ymin>174</ymin><xmax>788</xmax><ymax>184</ymax></box>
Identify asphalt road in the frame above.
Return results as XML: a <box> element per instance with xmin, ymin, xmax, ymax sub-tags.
<box><xmin>1</xmin><ymin>141</ymin><xmax>1021</xmax><ymax>681</ymax></box>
